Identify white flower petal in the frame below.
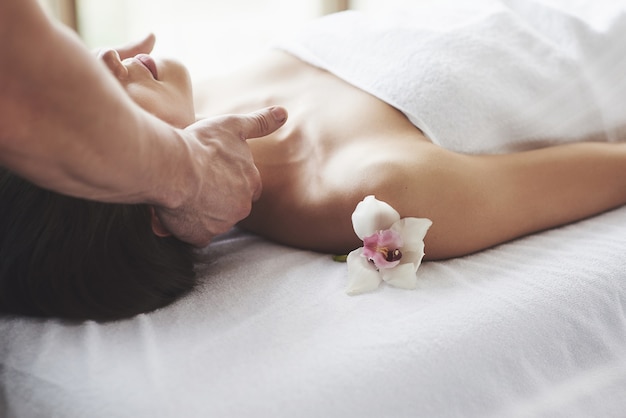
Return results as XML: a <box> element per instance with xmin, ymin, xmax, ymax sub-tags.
<box><xmin>381</xmin><ymin>262</ymin><xmax>418</xmax><ymax>290</ymax></box>
<box><xmin>346</xmin><ymin>248</ymin><xmax>382</xmax><ymax>295</ymax></box>
<box><xmin>391</xmin><ymin>217</ymin><xmax>432</xmax><ymax>253</ymax></box>
<box><xmin>399</xmin><ymin>251</ymin><xmax>425</xmax><ymax>273</ymax></box>
<box><xmin>352</xmin><ymin>195</ymin><xmax>401</xmax><ymax>239</ymax></box>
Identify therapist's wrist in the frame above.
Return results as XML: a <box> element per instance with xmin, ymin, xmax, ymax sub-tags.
<box><xmin>142</xmin><ymin>127</ymin><xmax>202</xmax><ymax>211</ymax></box>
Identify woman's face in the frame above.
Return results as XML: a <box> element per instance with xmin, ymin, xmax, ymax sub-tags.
<box><xmin>99</xmin><ymin>49</ymin><xmax>195</xmax><ymax>128</ymax></box>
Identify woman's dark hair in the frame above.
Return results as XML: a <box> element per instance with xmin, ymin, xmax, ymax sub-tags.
<box><xmin>0</xmin><ymin>167</ymin><xmax>198</xmax><ymax>322</ymax></box>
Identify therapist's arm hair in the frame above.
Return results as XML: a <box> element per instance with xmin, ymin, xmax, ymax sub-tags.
<box><xmin>0</xmin><ymin>168</ymin><xmax>198</xmax><ymax>322</ymax></box>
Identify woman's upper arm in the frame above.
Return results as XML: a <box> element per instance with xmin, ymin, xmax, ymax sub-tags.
<box><xmin>367</xmin><ymin>141</ymin><xmax>626</xmax><ymax>260</ymax></box>
<box><xmin>361</xmin><ymin>144</ymin><xmax>520</xmax><ymax>260</ymax></box>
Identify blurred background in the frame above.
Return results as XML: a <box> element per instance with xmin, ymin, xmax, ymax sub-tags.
<box><xmin>38</xmin><ymin>0</ymin><xmax>426</xmax><ymax>79</ymax></box>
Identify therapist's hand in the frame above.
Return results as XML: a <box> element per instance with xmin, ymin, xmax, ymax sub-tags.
<box><xmin>115</xmin><ymin>33</ymin><xmax>156</xmax><ymax>59</ymax></box>
<box><xmin>154</xmin><ymin>106</ymin><xmax>288</xmax><ymax>247</ymax></box>
<box><xmin>93</xmin><ymin>33</ymin><xmax>156</xmax><ymax>60</ymax></box>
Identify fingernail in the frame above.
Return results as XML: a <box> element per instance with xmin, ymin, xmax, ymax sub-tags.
<box><xmin>270</xmin><ymin>106</ymin><xmax>287</xmax><ymax>123</ymax></box>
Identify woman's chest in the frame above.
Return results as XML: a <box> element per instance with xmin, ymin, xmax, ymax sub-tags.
<box><xmin>197</xmin><ymin>50</ymin><xmax>428</xmax><ymax>198</ymax></box>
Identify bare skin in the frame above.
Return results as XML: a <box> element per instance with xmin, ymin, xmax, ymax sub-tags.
<box><xmin>196</xmin><ymin>51</ymin><xmax>626</xmax><ymax>259</ymax></box>
<box><xmin>104</xmin><ymin>46</ymin><xmax>625</xmax><ymax>260</ymax></box>
<box><xmin>0</xmin><ymin>0</ymin><xmax>287</xmax><ymax>247</ymax></box>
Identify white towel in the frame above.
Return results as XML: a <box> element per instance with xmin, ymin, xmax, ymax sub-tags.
<box><xmin>276</xmin><ymin>0</ymin><xmax>626</xmax><ymax>153</ymax></box>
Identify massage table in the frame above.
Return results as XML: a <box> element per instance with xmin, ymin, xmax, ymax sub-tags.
<box><xmin>2</xmin><ymin>205</ymin><xmax>626</xmax><ymax>417</ymax></box>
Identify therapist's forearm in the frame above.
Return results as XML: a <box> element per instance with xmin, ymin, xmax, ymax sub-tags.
<box><xmin>0</xmin><ymin>0</ymin><xmax>196</xmax><ymax>208</ymax></box>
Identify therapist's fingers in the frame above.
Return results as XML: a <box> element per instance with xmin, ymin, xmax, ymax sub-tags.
<box><xmin>92</xmin><ymin>34</ymin><xmax>156</xmax><ymax>60</ymax></box>
<box><xmin>98</xmin><ymin>49</ymin><xmax>128</xmax><ymax>79</ymax></box>
<box><xmin>115</xmin><ymin>33</ymin><xmax>156</xmax><ymax>59</ymax></box>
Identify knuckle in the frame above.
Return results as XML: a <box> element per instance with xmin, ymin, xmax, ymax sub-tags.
<box><xmin>233</xmin><ymin>199</ymin><xmax>253</xmax><ymax>221</ymax></box>
<box><xmin>248</xmin><ymin>112</ymin><xmax>271</xmax><ymax>137</ymax></box>
<box><xmin>255</xmin><ymin>112</ymin><xmax>272</xmax><ymax>131</ymax></box>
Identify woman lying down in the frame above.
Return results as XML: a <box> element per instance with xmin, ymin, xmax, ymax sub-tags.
<box><xmin>2</xmin><ymin>4</ymin><xmax>626</xmax><ymax>321</ymax></box>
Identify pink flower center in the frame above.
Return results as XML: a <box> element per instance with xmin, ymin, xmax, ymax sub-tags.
<box><xmin>362</xmin><ymin>229</ymin><xmax>403</xmax><ymax>269</ymax></box>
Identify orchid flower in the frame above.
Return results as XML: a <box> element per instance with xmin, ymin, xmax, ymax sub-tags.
<box><xmin>346</xmin><ymin>195</ymin><xmax>432</xmax><ymax>295</ymax></box>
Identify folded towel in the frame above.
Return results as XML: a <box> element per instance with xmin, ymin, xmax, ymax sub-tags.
<box><xmin>276</xmin><ymin>0</ymin><xmax>626</xmax><ymax>153</ymax></box>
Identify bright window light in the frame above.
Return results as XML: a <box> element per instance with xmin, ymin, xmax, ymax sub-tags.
<box><xmin>76</xmin><ymin>0</ymin><xmax>327</xmax><ymax>78</ymax></box>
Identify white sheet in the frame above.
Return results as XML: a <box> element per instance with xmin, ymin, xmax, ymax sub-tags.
<box><xmin>276</xmin><ymin>0</ymin><xmax>626</xmax><ymax>153</ymax></box>
<box><xmin>2</xmin><ymin>205</ymin><xmax>626</xmax><ymax>417</ymax></box>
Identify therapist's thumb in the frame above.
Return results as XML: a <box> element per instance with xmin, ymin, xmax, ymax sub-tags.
<box><xmin>116</xmin><ymin>33</ymin><xmax>156</xmax><ymax>59</ymax></box>
<box><xmin>239</xmin><ymin>106</ymin><xmax>288</xmax><ymax>140</ymax></box>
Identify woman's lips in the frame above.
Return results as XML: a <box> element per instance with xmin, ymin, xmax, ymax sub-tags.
<box><xmin>135</xmin><ymin>54</ymin><xmax>158</xmax><ymax>79</ymax></box>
